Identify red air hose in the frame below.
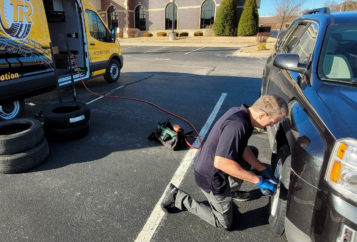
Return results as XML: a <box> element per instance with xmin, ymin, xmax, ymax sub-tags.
<box><xmin>80</xmin><ymin>80</ymin><xmax>202</xmax><ymax>149</ymax></box>
<box><xmin>70</xmin><ymin>54</ymin><xmax>202</xmax><ymax>149</ymax></box>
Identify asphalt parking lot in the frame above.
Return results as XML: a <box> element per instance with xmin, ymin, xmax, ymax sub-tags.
<box><xmin>0</xmin><ymin>46</ymin><xmax>286</xmax><ymax>242</ymax></box>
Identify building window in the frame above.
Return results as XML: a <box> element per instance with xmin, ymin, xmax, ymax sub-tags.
<box><xmin>201</xmin><ymin>0</ymin><xmax>215</xmax><ymax>28</ymax></box>
<box><xmin>165</xmin><ymin>3</ymin><xmax>177</xmax><ymax>30</ymax></box>
<box><xmin>107</xmin><ymin>6</ymin><xmax>118</xmax><ymax>31</ymax></box>
<box><xmin>135</xmin><ymin>5</ymin><xmax>146</xmax><ymax>31</ymax></box>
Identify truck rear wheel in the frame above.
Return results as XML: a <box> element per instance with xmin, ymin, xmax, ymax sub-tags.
<box><xmin>0</xmin><ymin>99</ymin><xmax>24</xmax><ymax>120</ymax></box>
<box><xmin>104</xmin><ymin>59</ymin><xmax>121</xmax><ymax>83</ymax></box>
<box><xmin>269</xmin><ymin>145</ymin><xmax>291</xmax><ymax>235</ymax></box>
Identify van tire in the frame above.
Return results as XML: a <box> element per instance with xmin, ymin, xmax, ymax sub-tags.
<box><xmin>0</xmin><ymin>119</ymin><xmax>44</xmax><ymax>155</ymax></box>
<box><xmin>269</xmin><ymin>145</ymin><xmax>291</xmax><ymax>235</ymax></box>
<box><xmin>0</xmin><ymin>99</ymin><xmax>25</xmax><ymax>120</ymax></box>
<box><xmin>43</xmin><ymin>102</ymin><xmax>90</xmax><ymax>129</ymax></box>
<box><xmin>104</xmin><ymin>59</ymin><xmax>121</xmax><ymax>83</ymax></box>
<box><xmin>0</xmin><ymin>138</ymin><xmax>49</xmax><ymax>174</ymax></box>
<box><xmin>46</xmin><ymin>122</ymin><xmax>89</xmax><ymax>141</ymax></box>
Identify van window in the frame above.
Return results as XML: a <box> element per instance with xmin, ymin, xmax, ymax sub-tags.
<box><xmin>86</xmin><ymin>10</ymin><xmax>112</xmax><ymax>42</ymax></box>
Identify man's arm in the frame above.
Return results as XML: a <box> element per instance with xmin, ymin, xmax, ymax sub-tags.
<box><xmin>214</xmin><ymin>155</ymin><xmax>260</xmax><ymax>184</ymax></box>
<box><xmin>242</xmin><ymin>146</ymin><xmax>266</xmax><ymax>172</ymax></box>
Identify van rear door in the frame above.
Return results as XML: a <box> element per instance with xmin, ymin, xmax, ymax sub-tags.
<box><xmin>0</xmin><ymin>0</ymin><xmax>57</xmax><ymax>102</ymax></box>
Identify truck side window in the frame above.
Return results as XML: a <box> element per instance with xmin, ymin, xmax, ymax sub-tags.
<box><xmin>283</xmin><ymin>22</ymin><xmax>318</xmax><ymax>63</ymax></box>
<box><xmin>86</xmin><ymin>10</ymin><xmax>111</xmax><ymax>42</ymax></box>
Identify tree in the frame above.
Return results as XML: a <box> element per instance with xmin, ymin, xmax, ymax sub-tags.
<box><xmin>237</xmin><ymin>0</ymin><xmax>259</xmax><ymax>36</ymax></box>
<box><xmin>274</xmin><ymin>0</ymin><xmax>302</xmax><ymax>34</ymax></box>
<box><xmin>213</xmin><ymin>0</ymin><xmax>237</xmax><ymax>36</ymax></box>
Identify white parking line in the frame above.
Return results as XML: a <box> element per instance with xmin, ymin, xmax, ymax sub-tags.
<box><xmin>144</xmin><ymin>47</ymin><xmax>167</xmax><ymax>53</ymax></box>
<box><xmin>184</xmin><ymin>46</ymin><xmax>206</xmax><ymax>55</ymax></box>
<box><xmin>134</xmin><ymin>92</ymin><xmax>227</xmax><ymax>242</ymax></box>
<box><xmin>85</xmin><ymin>85</ymin><xmax>124</xmax><ymax>105</ymax></box>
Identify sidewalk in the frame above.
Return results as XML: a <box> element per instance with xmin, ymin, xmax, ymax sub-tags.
<box><xmin>119</xmin><ymin>36</ymin><xmax>275</xmax><ymax>57</ymax></box>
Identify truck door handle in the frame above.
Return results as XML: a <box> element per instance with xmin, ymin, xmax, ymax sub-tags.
<box><xmin>90</xmin><ymin>43</ymin><xmax>95</xmax><ymax>46</ymax></box>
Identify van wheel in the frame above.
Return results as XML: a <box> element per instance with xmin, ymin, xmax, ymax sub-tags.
<box><xmin>269</xmin><ymin>145</ymin><xmax>291</xmax><ymax>235</ymax></box>
<box><xmin>0</xmin><ymin>99</ymin><xmax>25</xmax><ymax>120</ymax></box>
<box><xmin>104</xmin><ymin>59</ymin><xmax>121</xmax><ymax>83</ymax></box>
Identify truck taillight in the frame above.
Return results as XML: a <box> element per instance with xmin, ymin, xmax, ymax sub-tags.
<box><xmin>325</xmin><ymin>139</ymin><xmax>357</xmax><ymax>200</ymax></box>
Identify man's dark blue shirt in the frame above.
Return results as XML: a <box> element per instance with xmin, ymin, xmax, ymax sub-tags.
<box><xmin>194</xmin><ymin>105</ymin><xmax>253</xmax><ymax>194</ymax></box>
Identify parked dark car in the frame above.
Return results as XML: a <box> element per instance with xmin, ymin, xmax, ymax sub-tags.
<box><xmin>261</xmin><ymin>8</ymin><xmax>357</xmax><ymax>242</ymax></box>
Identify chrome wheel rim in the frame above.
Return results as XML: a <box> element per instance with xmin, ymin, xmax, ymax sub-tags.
<box><xmin>0</xmin><ymin>100</ymin><xmax>21</xmax><ymax>120</ymax></box>
<box><xmin>110</xmin><ymin>63</ymin><xmax>119</xmax><ymax>80</ymax></box>
<box><xmin>271</xmin><ymin>163</ymin><xmax>281</xmax><ymax>217</ymax></box>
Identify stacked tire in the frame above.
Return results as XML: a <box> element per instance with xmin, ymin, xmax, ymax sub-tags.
<box><xmin>0</xmin><ymin>118</ymin><xmax>49</xmax><ymax>174</ymax></box>
<box><xmin>43</xmin><ymin>102</ymin><xmax>90</xmax><ymax>141</ymax></box>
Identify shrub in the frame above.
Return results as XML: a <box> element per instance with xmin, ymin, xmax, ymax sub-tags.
<box><xmin>238</xmin><ymin>0</ymin><xmax>259</xmax><ymax>36</ymax></box>
<box><xmin>179</xmin><ymin>32</ymin><xmax>189</xmax><ymax>37</ymax></box>
<box><xmin>143</xmin><ymin>32</ymin><xmax>153</xmax><ymax>37</ymax></box>
<box><xmin>127</xmin><ymin>28</ymin><xmax>140</xmax><ymax>38</ymax></box>
<box><xmin>194</xmin><ymin>31</ymin><xmax>203</xmax><ymax>36</ymax></box>
<box><xmin>213</xmin><ymin>0</ymin><xmax>237</xmax><ymax>36</ymax></box>
<box><xmin>157</xmin><ymin>32</ymin><xmax>167</xmax><ymax>37</ymax></box>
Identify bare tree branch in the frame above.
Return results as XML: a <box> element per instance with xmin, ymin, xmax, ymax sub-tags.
<box><xmin>274</xmin><ymin>0</ymin><xmax>302</xmax><ymax>33</ymax></box>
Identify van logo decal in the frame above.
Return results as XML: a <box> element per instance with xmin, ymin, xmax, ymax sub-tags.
<box><xmin>0</xmin><ymin>0</ymin><xmax>33</xmax><ymax>40</ymax></box>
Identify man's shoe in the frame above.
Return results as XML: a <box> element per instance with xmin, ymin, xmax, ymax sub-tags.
<box><xmin>161</xmin><ymin>183</ymin><xmax>179</xmax><ymax>213</ymax></box>
<box><xmin>231</xmin><ymin>191</ymin><xmax>250</xmax><ymax>202</ymax></box>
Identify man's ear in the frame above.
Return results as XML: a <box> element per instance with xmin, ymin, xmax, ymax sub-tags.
<box><xmin>258</xmin><ymin>110</ymin><xmax>267</xmax><ymax>120</ymax></box>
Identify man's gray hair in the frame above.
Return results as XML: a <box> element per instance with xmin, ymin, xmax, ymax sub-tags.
<box><xmin>251</xmin><ymin>95</ymin><xmax>288</xmax><ymax>117</ymax></box>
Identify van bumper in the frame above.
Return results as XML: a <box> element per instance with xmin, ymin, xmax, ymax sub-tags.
<box><xmin>0</xmin><ymin>71</ymin><xmax>57</xmax><ymax>103</ymax></box>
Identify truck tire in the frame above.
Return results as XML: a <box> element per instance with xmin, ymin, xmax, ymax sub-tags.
<box><xmin>269</xmin><ymin>145</ymin><xmax>291</xmax><ymax>235</ymax></box>
<box><xmin>104</xmin><ymin>59</ymin><xmax>121</xmax><ymax>83</ymax></box>
<box><xmin>46</xmin><ymin>122</ymin><xmax>89</xmax><ymax>141</ymax></box>
<box><xmin>0</xmin><ymin>99</ymin><xmax>24</xmax><ymax>120</ymax></box>
<box><xmin>0</xmin><ymin>138</ymin><xmax>49</xmax><ymax>174</ymax></box>
<box><xmin>43</xmin><ymin>102</ymin><xmax>90</xmax><ymax>129</ymax></box>
<box><xmin>0</xmin><ymin>119</ymin><xmax>44</xmax><ymax>155</ymax></box>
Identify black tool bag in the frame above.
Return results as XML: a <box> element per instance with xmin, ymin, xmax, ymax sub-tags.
<box><xmin>148</xmin><ymin>120</ymin><xmax>190</xmax><ymax>151</ymax></box>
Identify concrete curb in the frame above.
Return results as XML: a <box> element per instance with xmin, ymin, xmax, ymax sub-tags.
<box><xmin>120</xmin><ymin>41</ymin><xmax>272</xmax><ymax>58</ymax></box>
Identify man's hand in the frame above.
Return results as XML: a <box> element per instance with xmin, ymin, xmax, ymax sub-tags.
<box><xmin>256</xmin><ymin>177</ymin><xmax>276</xmax><ymax>196</ymax></box>
<box><xmin>260</xmin><ymin>167</ymin><xmax>278</xmax><ymax>184</ymax></box>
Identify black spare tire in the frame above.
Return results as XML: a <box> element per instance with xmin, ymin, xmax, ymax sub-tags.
<box><xmin>0</xmin><ymin>118</ymin><xmax>44</xmax><ymax>155</ymax></box>
<box><xmin>0</xmin><ymin>138</ymin><xmax>49</xmax><ymax>174</ymax></box>
<box><xmin>43</xmin><ymin>102</ymin><xmax>90</xmax><ymax>129</ymax></box>
<box><xmin>46</xmin><ymin>122</ymin><xmax>89</xmax><ymax>141</ymax></box>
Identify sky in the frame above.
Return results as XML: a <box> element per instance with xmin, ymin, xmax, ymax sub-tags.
<box><xmin>258</xmin><ymin>0</ymin><xmax>333</xmax><ymax>16</ymax></box>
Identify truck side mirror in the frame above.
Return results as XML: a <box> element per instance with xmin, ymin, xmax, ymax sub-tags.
<box><xmin>273</xmin><ymin>54</ymin><xmax>307</xmax><ymax>74</ymax></box>
<box><xmin>111</xmin><ymin>29</ymin><xmax>116</xmax><ymax>42</ymax></box>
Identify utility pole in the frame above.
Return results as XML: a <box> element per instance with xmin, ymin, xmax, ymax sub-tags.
<box><xmin>169</xmin><ymin>0</ymin><xmax>176</xmax><ymax>40</ymax></box>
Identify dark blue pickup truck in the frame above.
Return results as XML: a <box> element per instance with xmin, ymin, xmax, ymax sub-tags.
<box><xmin>261</xmin><ymin>8</ymin><xmax>357</xmax><ymax>242</ymax></box>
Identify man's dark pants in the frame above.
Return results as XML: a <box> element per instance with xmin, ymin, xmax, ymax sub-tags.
<box><xmin>173</xmin><ymin>147</ymin><xmax>258</xmax><ymax>229</ymax></box>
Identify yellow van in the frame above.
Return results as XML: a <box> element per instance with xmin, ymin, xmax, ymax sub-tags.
<box><xmin>0</xmin><ymin>0</ymin><xmax>123</xmax><ymax>120</ymax></box>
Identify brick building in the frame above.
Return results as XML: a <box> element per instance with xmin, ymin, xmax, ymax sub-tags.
<box><xmin>91</xmin><ymin>0</ymin><xmax>260</xmax><ymax>37</ymax></box>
